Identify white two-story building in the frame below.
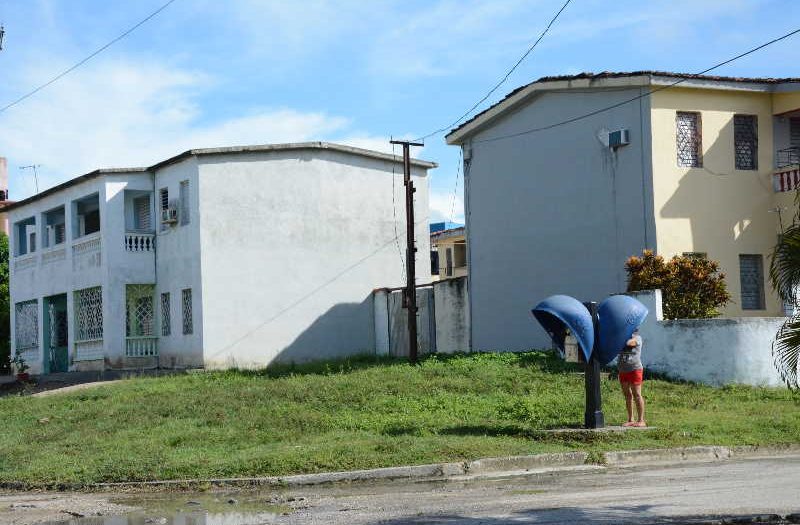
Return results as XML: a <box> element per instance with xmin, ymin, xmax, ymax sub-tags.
<box><xmin>8</xmin><ymin>142</ymin><xmax>434</xmax><ymax>375</ymax></box>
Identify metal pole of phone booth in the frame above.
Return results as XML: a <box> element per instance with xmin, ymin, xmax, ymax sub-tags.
<box><xmin>583</xmin><ymin>301</ymin><xmax>604</xmax><ymax>429</ymax></box>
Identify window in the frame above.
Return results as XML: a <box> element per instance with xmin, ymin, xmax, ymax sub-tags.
<box><xmin>739</xmin><ymin>254</ymin><xmax>765</xmax><ymax>310</ymax></box>
<box><xmin>74</xmin><ymin>286</ymin><xmax>103</xmax><ymax>341</ymax></box>
<box><xmin>73</xmin><ymin>193</ymin><xmax>100</xmax><ymax>238</ymax></box>
<box><xmin>54</xmin><ymin>223</ymin><xmax>66</xmax><ymax>245</ymax></box>
<box><xmin>133</xmin><ymin>196</ymin><xmax>152</xmax><ymax>231</ymax></box>
<box><xmin>15</xmin><ymin>300</ymin><xmax>39</xmax><ymax>350</ymax></box>
<box><xmin>161</xmin><ymin>292</ymin><xmax>171</xmax><ymax>336</ymax></box>
<box><xmin>179</xmin><ymin>180</ymin><xmax>190</xmax><ymax>226</ymax></box>
<box><xmin>43</xmin><ymin>206</ymin><xmax>66</xmax><ymax>248</ymax></box>
<box><xmin>159</xmin><ymin>188</ymin><xmax>169</xmax><ymax>230</ymax></box>
<box><xmin>791</xmin><ymin>118</ymin><xmax>800</xmax><ymax>149</ymax></box>
<box><xmin>676</xmin><ymin>111</ymin><xmax>702</xmax><ymax>167</ymax></box>
<box><xmin>28</xmin><ymin>231</ymin><xmax>36</xmax><ymax>253</ymax></box>
<box><xmin>182</xmin><ymin>288</ymin><xmax>193</xmax><ymax>335</ymax></box>
<box><xmin>126</xmin><ymin>285</ymin><xmax>154</xmax><ymax>337</ymax></box>
<box><xmin>734</xmin><ymin>114</ymin><xmax>757</xmax><ymax>170</ymax></box>
<box><xmin>14</xmin><ymin>217</ymin><xmax>36</xmax><ymax>256</ymax></box>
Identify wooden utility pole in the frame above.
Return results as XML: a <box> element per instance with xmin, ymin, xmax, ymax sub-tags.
<box><xmin>390</xmin><ymin>139</ymin><xmax>424</xmax><ymax>364</ymax></box>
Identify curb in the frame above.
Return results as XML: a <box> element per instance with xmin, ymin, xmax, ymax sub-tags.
<box><xmin>8</xmin><ymin>444</ymin><xmax>799</xmax><ymax>492</ymax></box>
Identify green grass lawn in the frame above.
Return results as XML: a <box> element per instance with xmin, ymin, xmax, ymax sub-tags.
<box><xmin>0</xmin><ymin>351</ymin><xmax>798</xmax><ymax>488</ymax></box>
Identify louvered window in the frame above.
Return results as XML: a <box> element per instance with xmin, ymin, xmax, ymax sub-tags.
<box><xmin>676</xmin><ymin>112</ymin><xmax>702</xmax><ymax>167</ymax></box>
<box><xmin>739</xmin><ymin>255</ymin><xmax>765</xmax><ymax>310</ymax></box>
<box><xmin>734</xmin><ymin>115</ymin><xmax>757</xmax><ymax>170</ymax></box>
<box><xmin>133</xmin><ymin>196</ymin><xmax>151</xmax><ymax>231</ymax></box>
<box><xmin>790</xmin><ymin>118</ymin><xmax>800</xmax><ymax>149</ymax></box>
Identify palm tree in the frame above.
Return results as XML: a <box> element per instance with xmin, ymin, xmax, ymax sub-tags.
<box><xmin>769</xmin><ymin>203</ymin><xmax>800</xmax><ymax>390</ymax></box>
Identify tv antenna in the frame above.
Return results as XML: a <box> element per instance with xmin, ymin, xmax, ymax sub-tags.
<box><xmin>20</xmin><ymin>164</ymin><xmax>41</xmax><ymax>193</ymax></box>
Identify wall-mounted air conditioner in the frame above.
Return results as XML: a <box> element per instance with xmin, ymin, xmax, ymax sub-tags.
<box><xmin>609</xmin><ymin>129</ymin><xmax>630</xmax><ymax>149</ymax></box>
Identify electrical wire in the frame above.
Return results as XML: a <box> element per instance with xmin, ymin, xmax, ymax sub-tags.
<box><xmin>0</xmin><ymin>0</ymin><xmax>179</xmax><ymax>115</ymax></box>
<box><xmin>413</xmin><ymin>0</ymin><xmax>572</xmax><ymax>142</ymax></box>
<box><xmin>391</xmin><ymin>141</ymin><xmax>406</xmax><ymax>281</ymax></box>
<box><xmin>448</xmin><ymin>148</ymin><xmax>463</xmax><ymax>223</ymax></box>
<box><xmin>472</xmin><ymin>27</ymin><xmax>800</xmax><ymax>145</ymax></box>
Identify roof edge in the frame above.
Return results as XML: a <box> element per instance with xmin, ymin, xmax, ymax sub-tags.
<box><xmin>5</xmin><ymin>142</ymin><xmax>437</xmax><ymax>212</ymax></box>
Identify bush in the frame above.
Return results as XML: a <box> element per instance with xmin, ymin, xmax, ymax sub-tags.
<box><xmin>625</xmin><ymin>249</ymin><xmax>730</xmax><ymax>320</ymax></box>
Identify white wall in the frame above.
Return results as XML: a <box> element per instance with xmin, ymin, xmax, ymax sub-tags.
<box><xmin>629</xmin><ymin>290</ymin><xmax>787</xmax><ymax>387</ymax></box>
<box><xmin>152</xmin><ymin>158</ymin><xmax>204</xmax><ymax>368</ymax></box>
<box><xmin>197</xmin><ymin>149</ymin><xmax>431</xmax><ymax>368</ymax></box>
<box><xmin>463</xmin><ymin>88</ymin><xmax>655</xmax><ymax>352</ymax></box>
<box><xmin>433</xmin><ymin>277</ymin><xmax>470</xmax><ymax>353</ymax></box>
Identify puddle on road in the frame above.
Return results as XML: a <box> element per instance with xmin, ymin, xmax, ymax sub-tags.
<box><xmin>45</xmin><ymin>493</ymin><xmax>292</xmax><ymax>525</ymax></box>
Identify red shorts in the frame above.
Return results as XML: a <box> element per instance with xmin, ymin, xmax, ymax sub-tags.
<box><xmin>619</xmin><ymin>369</ymin><xmax>644</xmax><ymax>385</ymax></box>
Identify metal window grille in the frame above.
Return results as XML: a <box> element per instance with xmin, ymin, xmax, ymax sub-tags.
<box><xmin>15</xmin><ymin>300</ymin><xmax>38</xmax><ymax>350</ymax></box>
<box><xmin>74</xmin><ymin>286</ymin><xmax>103</xmax><ymax>341</ymax></box>
<box><xmin>134</xmin><ymin>196</ymin><xmax>151</xmax><ymax>231</ymax></box>
<box><xmin>734</xmin><ymin>115</ymin><xmax>758</xmax><ymax>170</ymax></box>
<box><xmin>676</xmin><ymin>112</ymin><xmax>702</xmax><ymax>167</ymax></box>
<box><xmin>126</xmin><ymin>285</ymin><xmax>155</xmax><ymax>337</ymax></box>
<box><xmin>739</xmin><ymin>254</ymin><xmax>765</xmax><ymax>310</ymax></box>
<box><xmin>161</xmin><ymin>292</ymin><xmax>171</xmax><ymax>336</ymax></box>
<box><xmin>179</xmin><ymin>180</ymin><xmax>190</xmax><ymax>226</ymax></box>
<box><xmin>182</xmin><ymin>288</ymin><xmax>193</xmax><ymax>335</ymax></box>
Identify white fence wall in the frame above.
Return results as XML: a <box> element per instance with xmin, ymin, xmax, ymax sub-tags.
<box><xmin>374</xmin><ymin>276</ymin><xmax>470</xmax><ymax>356</ymax></box>
<box><xmin>629</xmin><ymin>290</ymin><xmax>787</xmax><ymax>387</ymax></box>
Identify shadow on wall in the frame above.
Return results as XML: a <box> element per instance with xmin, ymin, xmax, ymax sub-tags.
<box><xmin>270</xmin><ymin>295</ymin><xmax>374</xmax><ymax>365</ymax></box>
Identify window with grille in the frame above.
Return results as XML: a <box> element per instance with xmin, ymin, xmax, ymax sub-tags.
<box><xmin>161</xmin><ymin>292</ymin><xmax>171</xmax><ymax>336</ymax></box>
<box><xmin>74</xmin><ymin>286</ymin><xmax>103</xmax><ymax>341</ymax></box>
<box><xmin>182</xmin><ymin>288</ymin><xmax>193</xmax><ymax>335</ymax></box>
<box><xmin>15</xmin><ymin>300</ymin><xmax>39</xmax><ymax>350</ymax></box>
<box><xmin>734</xmin><ymin>114</ymin><xmax>757</xmax><ymax>170</ymax></box>
<box><xmin>791</xmin><ymin>118</ymin><xmax>800</xmax><ymax>149</ymax></box>
<box><xmin>179</xmin><ymin>180</ymin><xmax>190</xmax><ymax>226</ymax></box>
<box><xmin>739</xmin><ymin>254</ymin><xmax>765</xmax><ymax>310</ymax></box>
<box><xmin>54</xmin><ymin>223</ymin><xmax>66</xmax><ymax>244</ymax></box>
<box><xmin>676</xmin><ymin>111</ymin><xmax>702</xmax><ymax>167</ymax></box>
<box><xmin>126</xmin><ymin>285</ymin><xmax>154</xmax><ymax>337</ymax></box>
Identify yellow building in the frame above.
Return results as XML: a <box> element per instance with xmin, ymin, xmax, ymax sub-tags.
<box><xmin>649</xmin><ymin>80</ymin><xmax>800</xmax><ymax>316</ymax></box>
<box><xmin>431</xmin><ymin>226</ymin><xmax>467</xmax><ymax>280</ymax></box>
<box><xmin>446</xmin><ymin>72</ymin><xmax>800</xmax><ymax>350</ymax></box>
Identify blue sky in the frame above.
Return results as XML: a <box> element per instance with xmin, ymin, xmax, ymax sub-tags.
<box><xmin>1</xmin><ymin>0</ymin><xmax>800</xmax><ymax>222</ymax></box>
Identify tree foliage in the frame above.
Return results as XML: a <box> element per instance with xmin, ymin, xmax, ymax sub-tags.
<box><xmin>625</xmin><ymin>249</ymin><xmax>731</xmax><ymax>320</ymax></box>
<box><xmin>769</xmin><ymin>192</ymin><xmax>800</xmax><ymax>390</ymax></box>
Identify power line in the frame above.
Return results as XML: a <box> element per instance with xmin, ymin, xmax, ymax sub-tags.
<box><xmin>448</xmin><ymin>148</ymin><xmax>463</xmax><ymax>223</ymax></box>
<box><xmin>0</xmin><ymin>0</ymin><xmax>178</xmax><ymax>115</ymax></box>
<box><xmin>473</xmin><ymin>27</ymin><xmax>800</xmax><ymax>145</ymax></box>
<box><xmin>414</xmin><ymin>0</ymin><xmax>572</xmax><ymax>142</ymax></box>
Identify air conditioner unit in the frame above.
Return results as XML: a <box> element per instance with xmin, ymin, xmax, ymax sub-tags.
<box><xmin>161</xmin><ymin>206</ymin><xmax>178</xmax><ymax>224</ymax></box>
<box><xmin>608</xmin><ymin>129</ymin><xmax>631</xmax><ymax>149</ymax></box>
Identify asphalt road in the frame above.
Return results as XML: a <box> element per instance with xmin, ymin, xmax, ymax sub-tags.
<box><xmin>285</xmin><ymin>455</ymin><xmax>800</xmax><ymax>524</ymax></box>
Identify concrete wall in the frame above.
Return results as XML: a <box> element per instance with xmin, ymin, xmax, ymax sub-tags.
<box><xmin>629</xmin><ymin>289</ymin><xmax>787</xmax><ymax>386</ymax></box>
<box><xmin>198</xmin><ymin>149</ymin><xmax>431</xmax><ymax>368</ymax></box>
<box><xmin>152</xmin><ymin>158</ymin><xmax>204</xmax><ymax>368</ymax></box>
<box><xmin>464</xmin><ymin>88</ymin><xmax>655</xmax><ymax>351</ymax></box>
<box><xmin>649</xmin><ymin>88</ymin><xmax>782</xmax><ymax>317</ymax></box>
<box><xmin>433</xmin><ymin>276</ymin><xmax>469</xmax><ymax>353</ymax></box>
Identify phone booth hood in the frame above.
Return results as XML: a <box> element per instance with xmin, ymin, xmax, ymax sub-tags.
<box><xmin>596</xmin><ymin>295</ymin><xmax>648</xmax><ymax>365</ymax></box>
<box><xmin>531</xmin><ymin>295</ymin><xmax>593</xmax><ymax>362</ymax></box>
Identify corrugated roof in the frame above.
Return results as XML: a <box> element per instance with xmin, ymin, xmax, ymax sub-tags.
<box><xmin>446</xmin><ymin>71</ymin><xmax>800</xmax><ymax>141</ymax></box>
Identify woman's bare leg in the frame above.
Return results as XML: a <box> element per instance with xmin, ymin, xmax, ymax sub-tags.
<box><xmin>632</xmin><ymin>383</ymin><xmax>646</xmax><ymax>426</ymax></box>
<box><xmin>621</xmin><ymin>382</ymin><xmax>634</xmax><ymax>425</ymax></box>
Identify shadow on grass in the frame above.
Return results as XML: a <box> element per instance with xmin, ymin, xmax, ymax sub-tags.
<box><xmin>438</xmin><ymin>424</ymin><xmax>639</xmax><ymax>446</ymax></box>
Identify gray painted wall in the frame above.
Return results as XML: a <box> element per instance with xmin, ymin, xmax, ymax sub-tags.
<box><xmin>464</xmin><ymin>88</ymin><xmax>655</xmax><ymax>350</ymax></box>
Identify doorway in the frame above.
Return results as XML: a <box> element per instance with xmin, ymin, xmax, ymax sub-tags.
<box><xmin>44</xmin><ymin>294</ymin><xmax>69</xmax><ymax>373</ymax></box>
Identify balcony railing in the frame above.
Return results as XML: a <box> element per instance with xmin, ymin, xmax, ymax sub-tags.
<box><xmin>41</xmin><ymin>246</ymin><xmax>67</xmax><ymax>265</ymax></box>
<box><xmin>777</xmin><ymin>147</ymin><xmax>800</xmax><ymax>169</ymax></box>
<box><xmin>126</xmin><ymin>337</ymin><xmax>158</xmax><ymax>357</ymax></box>
<box><xmin>72</xmin><ymin>233</ymin><xmax>102</xmax><ymax>271</ymax></box>
<box><xmin>775</xmin><ymin>164</ymin><xmax>800</xmax><ymax>193</ymax></box>
<box><xmin>124</xmin><ymin>232</ymin><xmax>155</xmax><ymax>252</ymax></box>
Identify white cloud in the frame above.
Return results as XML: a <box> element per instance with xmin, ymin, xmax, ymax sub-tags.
<box><xmin>0</xmin><ymin>59</ymin><xmax>391</xmax><ymax>199</ymax></box>
<box><xmin>428</xmin><ymin>187</ymin><xmax>464</xmax><ymax>224</ymax></box>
